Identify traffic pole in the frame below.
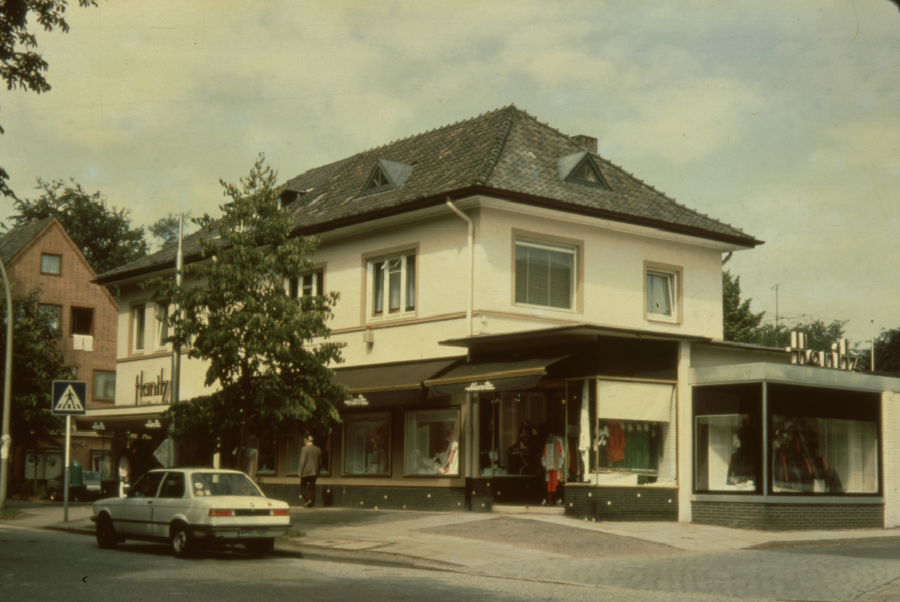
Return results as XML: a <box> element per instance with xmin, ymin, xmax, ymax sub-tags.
<box><xmin>63</xmin><ymin>415</ymin><xmax>71</xmax><ymax>522</ymax></box>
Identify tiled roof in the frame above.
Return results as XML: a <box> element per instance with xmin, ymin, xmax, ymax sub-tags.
<box><xmin>0</xmin><ymin>217</ymin><xmax>55</xmax><ymax>266</ymax></box>
<box><xmin>97</xmin><ymin>105</ymin><xmax>760</xmax><ymax>283</ymax></box>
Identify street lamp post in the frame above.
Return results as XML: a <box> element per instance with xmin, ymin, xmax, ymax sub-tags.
<box><xmin>0</xmin><ymin>257</ymin><xmax>15</xmax><ymax>511</ymax></box>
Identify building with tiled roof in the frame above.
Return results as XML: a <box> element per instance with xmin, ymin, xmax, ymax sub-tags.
<box><xmin>0</xmin><ymin>217</ymin><xmax>119</xmax><ymax>493</ymax></box>
<box><xmin>93</xmin><ymin>106</ymin><xmax>900</xmax><ymax>533</ymax></box>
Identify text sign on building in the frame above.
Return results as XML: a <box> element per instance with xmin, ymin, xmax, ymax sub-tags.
<box><xmin>135</xmin><ymin>369</ymin><xmax>171</xmax><ymax>405</ymax></box>
<box><xmin>786</xmin><ymin>332</ymin><xmax>859</xmax><ymax>371</ymax></box>
<box><xmin>51</xmin><ymin>380</ymin><xmax>87</xmax><ymax>415</ymax></box>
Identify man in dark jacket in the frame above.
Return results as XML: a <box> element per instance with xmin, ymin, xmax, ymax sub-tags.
<box><xmin>299</xmin><ymin>436</ymin><xmax>322</xmax><ymax>508</ymax></box>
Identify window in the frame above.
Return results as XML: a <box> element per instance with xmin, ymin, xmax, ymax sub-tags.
<box><xmin>91</xmin><ymin>450</ymin><xmax>112</xmax><ymax>480</ymax></box>
<box><xmin>359</xmin><ymin>159</ymin><xmax>413</xmax><ymax>197</ymax></box>
<box><xmin>256</xmin><ymin>438</ymin><xmax>276</xmax><ymax>475</ymax></box>
<box><xmin>369</xmin><ymin>252</ymin><xmax>416</xmax><ymax>318</ymax></box>
<box><xmin>70</xmin><ymin>307</ymin><xmax>93</xmax><ymax>335</ymax></box>
<box><xmin>515</xmin><ymin>239</ymin><xmax>575</xmax><ymax>310</ymax></box>
<box><xmin>94</xmin><ymin>371</ymin><xmax>116</xmax><ymax>401</ymax></box>
<box><xmin>40</xmin><ymin>253</ymin><xmax>61</xmax><ymax>275</ymax></box>
<box><xmin>285</xmin><ymin>271</ymin><xmax>324</xmax><ymax>298</ymax></box>
<box><xmin>133</xmin><ymin>305</ymin><xmax>146</xmax><ymax>351</ymax></box>
<box><xmin>696</xmin><ymin>414</ymin><xmax>759</xmax><ymax>492</ymax></box>
<box><xmin>39</xmin><ymin>304</ymin><xmax>61</xmax><ymax>331</ymax></box>
<box><xmin>158</xmin><ymin>473</ymin><xmax>185</xmax><ymax>499</ymax></box>
<box><xmin>156</xmin><ymin>302</ymin><xmax>169</xmax><ymax>348</ymax></box>
<box><xmin>128</xmin><ymin>472</ymin><xmax>164</xmax><ymax>498</ymax></box>
<box><xmin>406</xmin><ymin>409</ymin><xmax>460</xmax><ymax>476</ymax></box>
<box><xmin>644</xmin><ymin>262</ymin><xmax>682</xmax><ymax>323</ymax></box>
<box><xmin>288</xmin><ymin>435</ymin><xmax>330</xmax><ymax>476</ymax></box>
<box><xmin>343</xmin><ymin>413</ymin><xmax>390</xmax><ymax>475</ymax></box>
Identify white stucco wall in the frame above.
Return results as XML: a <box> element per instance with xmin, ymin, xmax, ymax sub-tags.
<box><xmin>884</xmin><ymin>392</ymin><xmax>900</xmax><ymax>527</ymax></box>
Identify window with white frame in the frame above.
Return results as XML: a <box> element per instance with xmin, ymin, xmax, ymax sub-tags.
<box><xmin>285</xmin><ymin>270</ymin><xmax>324</xmax><ymax>299</ymax></box>
<box><xmin>406</xmin><ymin>409</ymin><xmax>460</xmax><ymax>476</ymax></box>
<box><xmin>514</xmin><ymin>239</ymin><xmax>575</xmax><ymax>310</ymax></box>
<box><xmin>646</xmin><ymin>269</ymin><xmax>677</xmax><ymax>322</ymax></box>
<box><xmin>368</xmin><ymin>252</ymin><xmax>415</xmax><ymax>318</ymax></box>
<box><xmin>156</xmin><ymin>301</ymin><xmax>170</xmax><ymax>348</ymax></box>
<box><xmin>343</xmin><ymin>413</ymin><xmax>390</xmax><ymax>475</ymax></box>
<box><xmin>133</xmin><ymin>305</ymin><xmax>146</xmax><ymax>351</ymax></box>
<box><xmin>94</xmin><ymin>371</ymin><xmax>116</xmax><ymax>401</ymax></box>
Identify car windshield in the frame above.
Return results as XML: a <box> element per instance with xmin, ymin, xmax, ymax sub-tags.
<box><xmin>190</xmin><ymin>473</ymin><xmax>261</xmax><ymax>497</ymax></box>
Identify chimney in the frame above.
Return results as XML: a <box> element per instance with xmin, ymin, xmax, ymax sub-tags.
<box><xmin>572</xmin><ymin>135</ymin><xmax>598</xmax><ymax>153</ymax></box>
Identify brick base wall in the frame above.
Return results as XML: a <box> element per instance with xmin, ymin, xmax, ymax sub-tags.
<box><xmin>692</xmin><ymin>501</ymin><xmax>884</xmax><ymax>530</ymax></box>
<box><xmin>470</xmin><ymin>479</ymin><xmax>493</xmax><ymax>512</ymax></box>
<box><xmin>564</xmin><ymin>486</ymin><xmax>678</xmax><ymax>521</ymax></box>
<box><xmin>260</xmin><ymin>483</ymin><xmax>468</xmax><ymax>512</ymax></box>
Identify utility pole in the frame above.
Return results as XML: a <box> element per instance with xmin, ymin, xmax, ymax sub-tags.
<box><xmin>0</xmin><ymin>257</ymin><xmax>14</xmax><ymax>511</ymax></box>
<box><xmin>772</xmin><ymin>283</ymin><xmax>782</xmax><ymax>348</ymax></box>
<box><xmin>871</xmin><ymin>319</ymin><xmax>876</xmax><ymax>372</ymax></box>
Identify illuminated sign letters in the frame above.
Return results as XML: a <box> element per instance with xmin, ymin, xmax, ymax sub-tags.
<box><xmin>786</xmin><ymin>332</ymin><xmax>859</xmax><ymax>371</ymax></box>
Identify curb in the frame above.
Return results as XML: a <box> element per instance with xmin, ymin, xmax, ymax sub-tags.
<box><xmin>748</xmin><ymin>535</ymin><xmax>900</xmax><ymax>550</ymax></box>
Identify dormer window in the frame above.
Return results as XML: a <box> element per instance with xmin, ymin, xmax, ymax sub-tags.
<box><xmin>557</xmin><ymin>151</ymin><xmax>610</xmax><ymax>190</ymax></box>
<box><xmin>359</xmin><ymin>159</ymin><xmax>413</xmax><ymax>197</ymax></box>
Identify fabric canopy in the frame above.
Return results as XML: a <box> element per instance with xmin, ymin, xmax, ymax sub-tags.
<box><xmin>597</xmin><ymin>380</ymin><xmax>675</xmax><ymax>422</ymax></box>
<box><xmin>424</xmin><ymin>356</ymin><xmax>568</xmax><ymax>397</ymax></box>
<box><xmin>332</xmin><ymin>357</ymin><xmax>461</xmax><ymax>409</ymax></box>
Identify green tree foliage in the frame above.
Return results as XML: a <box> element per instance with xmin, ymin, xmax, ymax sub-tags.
<box><xmin>6</xmin><ymin>179</ymin><xmax>149</xmax><ymax>275</ymax></box>
<box><xmin>752</xmin><ymin>319</ymin><xmax>848</xmax><ymax>351</ymax></box>
<box><xmin>0</xmin><ymin>287</ymin><xmax>70</xmax><ymax>452</ymax></box>
<box><xmin>148</xmin><ymin>211</ymin><xmax>193</xmax><ymax>250</ymax></box>
<box><xmin>1</xmin><ymin>0</ymin><xmax>97</xmax><ymax>197</ymax></box>
<box><xmin>154</xmin><ymin>156</ymin><xmax>346</xmax><ymax>456</ymax></box>
<box><xmin>722</xmin><ymin>270</ymin><xmax>765</xmax><ymax>343</ymax></box>
<box><xmin>857</xmin><ymin>328</ymin><xmax>900</xmax><ymax>374</ymax></box>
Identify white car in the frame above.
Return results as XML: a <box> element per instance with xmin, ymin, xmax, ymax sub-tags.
<box><xmin>92</xmin><ymin>468</ymin><xmax>291</xmax><ymax>557</ymax></box>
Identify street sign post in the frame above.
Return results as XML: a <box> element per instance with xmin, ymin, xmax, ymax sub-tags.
<box><xmin>51</xmin><ymin>381</ymin><xmax>86</xmax><ymax>522</ymax></box>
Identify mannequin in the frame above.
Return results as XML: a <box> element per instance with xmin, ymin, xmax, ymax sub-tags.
<box><xmin>423</xmin><ymin>425</ymin><xmax>459</xmax><ymax>475</ymax></box>
<box><xmin>542</xmin><ymin>431</ymin><xmax>566</xmax><ymax>505</ymax></box>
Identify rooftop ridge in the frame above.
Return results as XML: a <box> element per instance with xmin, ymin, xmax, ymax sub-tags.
<box><xmin>475</xmin><ymin>105</ymin><xmax>518</xmax><ymax>185</ymax></box>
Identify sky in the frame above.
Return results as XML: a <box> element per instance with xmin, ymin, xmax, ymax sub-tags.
<box><xmin>2</xmin><ymin>0</ymin><xmax>898</xmax><ymax>347</ymax></box>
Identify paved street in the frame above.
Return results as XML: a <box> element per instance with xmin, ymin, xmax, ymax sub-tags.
<box><xmin>5</xmin><ymin>501</ymin><xmax>900</xmax><ymax>600</ymax></box>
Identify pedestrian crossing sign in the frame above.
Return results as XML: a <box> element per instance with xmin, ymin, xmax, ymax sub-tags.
<box><xmin>51</xmin><ymin>381</ymin><xmax>87</xmax><ymax>415</ymax></box>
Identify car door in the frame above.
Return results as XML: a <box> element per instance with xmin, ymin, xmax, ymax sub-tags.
<box><xmin>149</xmin><ymin>472</ymin><xmax>186</xmax><ymax>539</ymax></box>
<box><xmin>117</xmin><ymin>472</ymin><xmax>165</xmax><ymax>538</ymax></box>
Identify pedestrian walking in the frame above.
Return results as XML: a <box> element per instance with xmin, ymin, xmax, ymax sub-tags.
<box><xmin>299</xmin><ymin>435</ymin><xmax>321</xmax><ymax>508</ymax></box>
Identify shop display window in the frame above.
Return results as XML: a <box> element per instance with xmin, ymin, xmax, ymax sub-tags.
<box><xmin>695</xmin><ymin>414</ymin><xmax>759</xmax><ymax>492</ymax></box>
<box><xmin>771</xmin><ymin>416</ymin><xmax>877</xmax><ymax>494</ymax></box>
<box><xmin>343</xmin><ymin>413</ymin><xmax>390</xmax><ymax>475</ymax></box>
<box><xmin>288</xmin><ymin>434</ymin><xmax>331</xmax><ymax>476</ymax></box>
<box><xmin>92</xmin><ymin>450</ymin><xmax>113</xmax><ymax>480</ymax></box>
<box><xmin>405</xmin><ymin>409</ymin><xmax>460</xmax><ymax>476</ymax></box>
<box><xmin>566</xmin><ymin>379</ymin><xmax>597</xmax><ymax>482</ymax></box>
<box><xmin>256</xmin><ymin>437</ymin><xmax>276</xmax><ymax>475</ymax></box>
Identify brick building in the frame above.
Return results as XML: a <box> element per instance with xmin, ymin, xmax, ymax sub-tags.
<box><xmin>0</xmin><ymin>217</ymin><xmax>118</xmax><ymax>490</ymax></box>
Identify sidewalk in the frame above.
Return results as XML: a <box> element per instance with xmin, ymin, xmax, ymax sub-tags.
<box><xmin>4</xmin><ymin>499</ymin><xmax>900</xmax><ymax>570</ymax></box>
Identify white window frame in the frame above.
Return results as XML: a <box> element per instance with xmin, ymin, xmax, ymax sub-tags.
<box><xmin>132</xmin><ymin>304</ymin><xmax>146</xmax><ymax>352</ymax></box>
<box><xmin>155</xmin><ymin>301</ymin><xmax>170</xmax><ymax>350</ymax></box>
<box><xmin>366</xmin><ymin>251</ymin><xmax>416</xmax><ymax>321</ymax></box>
<box><xmin>514</xmin><ymin>238</ymin><xmax>576</xmax><ymax>311</ymax></box>
<box><xmin>284</xmin><ymin>270</ymin><xmax>324</xmax><ymax>299</ymax></box>
<box><xmin>645</xmin><ymin>268</ymin><xmax>678</xmax><ymax>323</ymax></box>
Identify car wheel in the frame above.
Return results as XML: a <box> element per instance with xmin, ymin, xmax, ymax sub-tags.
<box><xmin>170</xmin><ymin>524</ymin><xmax>196</xmax><ymax>558</ymax></box>
<box><xmin>95</xmin><ymin>515</ymin><xmax>119</xmax><ymax>549</ymax></box>
<box><xmin>245</xmin><ymin>539</ymin><xmax>274</xmax><ymax>558</ymax></box>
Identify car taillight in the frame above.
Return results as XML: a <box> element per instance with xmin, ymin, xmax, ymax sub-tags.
<box><xmin>208</xmin><ymin>509</ymin><xmax>235</xmax><ymax>517</ymax></box>
<box><xmin>272</xmin><ymin>509</ymin><xmax>290</xmax><ymax>516</ymax></box>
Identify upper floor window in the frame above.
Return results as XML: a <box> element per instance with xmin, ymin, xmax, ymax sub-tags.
<box><xmin>40</xmin><ymin>253</ymin><xmax>61</xmax><ymax>275</ymax></box>
<box><xmin>285</xmin><ymin>271</ymin><xmax>324</xmax><ymax>299</ymax></box>
<box><xmin>644</xmin><ymin>262</ymin><xmax>682</xmax><ymax>324</ymax></box>
<box><xmin>156</xmin><ymin>301</ymin><xmax>170</xmax><ymax>348</ymax></box>
<box><xmin>70</xmin><ymin>307</ymin><xmax>93</xmax><ymax>336</ymax></box>
<box><xmin>94</xmin><ymin>371</ymin><xmax>116</xmax><ymax>401</ymax></box>
<box><xmin>514</xmin><ymin>239</ymin><xmax>575</xmax><ymax>310</ymax></box>
<box><xmin>369</xmin><ymin>252</ymin><xmax>416</xmax><ymax>318</ymax></box>
<box><xmin>133</xmin><ymin>305</ymin><xmax>146</xmax><ymax>351</ymax></box>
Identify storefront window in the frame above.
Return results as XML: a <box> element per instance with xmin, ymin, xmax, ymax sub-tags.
<box><xmin>566</xmin><ymin>379</ymin><xmax>596</xmax><ymax>482</ymax></box>
<box><xmin>343</xmin><ymin>413</ymin><xmax>390</xmax><ymax>475</ymax></box>
<box><xmin>772</xmin><ymin>416</ymin><xmax>877</xmax><ymax>494</ymax></box>
<box><xmin>696</xmin><ymin>414</ymin><xmax>758</xmax><ymax>491</ymax></box>
<box><xmin>405</xmin><ymin>409</ymin><xmax>460</xmax><ymax>476</ymax></box>
<box><xmin>593</xmin><ymin>380</ymin><xmax>676</xmax><ymax>486</ymax></box>
<box><xmin>256</xmin><ymin>438</ymin><xmax>276</xmax><ymax>475</ymax></box>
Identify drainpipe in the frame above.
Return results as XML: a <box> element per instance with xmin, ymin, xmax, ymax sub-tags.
<box><xmin>447</xmin><ymin>198</ymin><xmax>474</xmax><ymax>484</ymax></box>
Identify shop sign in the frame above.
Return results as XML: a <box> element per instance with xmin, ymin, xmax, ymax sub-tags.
<box><xmin>135</xmin><ymin>369</ymin><xmax>170</xmax><ymax>405</ymax></box>
<box><xmin>464</xmin><ymin>381</ymin><xmax>496</xmax><ymax>392</ymax></box>
<box><xmin>786</xmin><ymin>332</ymin><xmax>859</xmax><ymax>371</ymax></box>
<box><xmin>345</xmin><ymin>394</ymin><xmax>370</xmax><ymax>407</ymax></box>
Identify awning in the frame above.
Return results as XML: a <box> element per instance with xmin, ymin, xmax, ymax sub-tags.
<box><xmin>424</xmin><ymin>356</ymin><xmax>569</xmax><ymax>397</ymax></box>
<box><xmin>597</xmin><ymin>381</ymin><xmax>675</xmax><ymax>422</ymax></box>
<box><xmin>74</xmin><ymin>405</ymin><xmax>170</xmax><ymax>433</ymax></box>
<box><xmin>332</xmin><ymin>357</ymin><xmax>462</xmax><ymax>409</ymax></box>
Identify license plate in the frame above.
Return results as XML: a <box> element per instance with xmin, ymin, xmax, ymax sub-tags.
<box><xmin>237</xmin><ymin>529</ymin><xmax>267</xmax><ymax>537</ymax></box>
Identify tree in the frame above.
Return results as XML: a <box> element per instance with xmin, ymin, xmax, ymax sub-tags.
<box><xmin>723</xmin><ymin>270</ymin><xmax>765</xmax><ymax>343</ymax></box>
<box><xmin>752</xmin><ymin>319</ymin><xmax>848</xmax><ymax>352</ymax></box>
<box><xmin>5</xmin><ymin>179</ymin><xmax>150</xmax><ymax>275</ymax></box>
<box><xmin>857</xmin><ymin>327</ymin><xmax>900</xmax><ymax>374</ymax></box>
<box><xmin>0</xmin><ymin>287</ymin><xmax>70</xmax><ymax>454</ymax></box>
<box><xmin>1</xmin><ymin>0</ymin><xmax>97</xmax><ymax>198</ymax></box>
<box><xmin>148</xmin><ymin>211</ymin><xmax>193</xmax><ymax>250</ymax></box>
<box><xmin>153</xmin><ymin>156</ymin><xmax>346</xmax><ymax>459</ymax></box>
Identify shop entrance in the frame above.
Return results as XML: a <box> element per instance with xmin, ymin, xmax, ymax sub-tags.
<box><xmin>479</xmin><ymin>386</ymin><xmax>567</xmax><ymax>505</ymax></box>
